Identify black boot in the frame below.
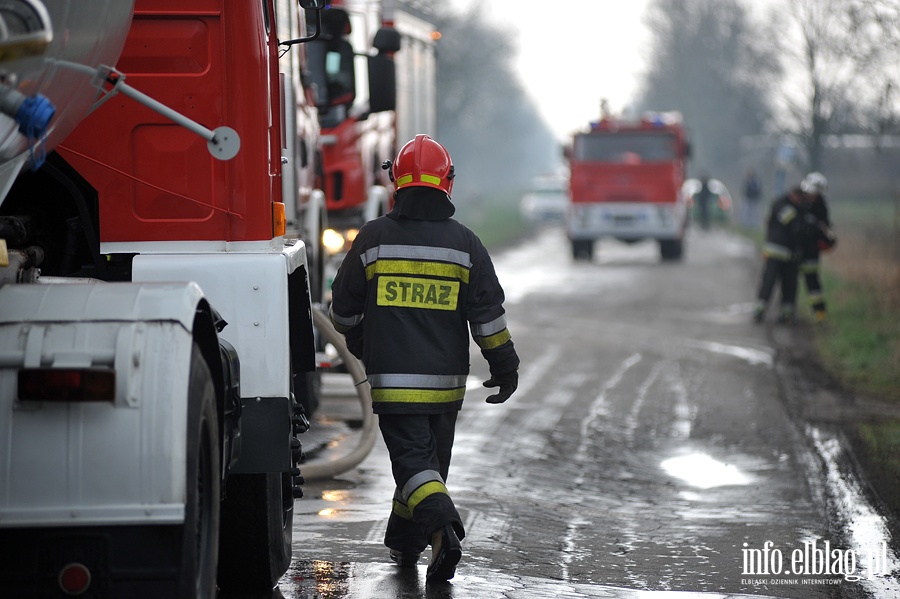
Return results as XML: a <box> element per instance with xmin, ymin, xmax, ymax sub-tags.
<box><xmin>426</xmin><ymin>524</ymin><xmax>461</xmax><ymax>583</ymax></box>
<box><xmin>389</xmin><ymin>549</ymin><xmax>420</xmax><ymax>568</ymax></box>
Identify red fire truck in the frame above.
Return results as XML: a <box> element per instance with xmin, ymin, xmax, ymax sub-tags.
<box><xmin>305</xmin><ymin>0</ymin><xmax>438</xmax><ymax>268</ymax></box>
<box><xmin>566</xmin><ymin>112</ymin><xmax>691</xmax><ymax>261</ymax></box>
<box><xmin>0</xmin><ymin>0</ymin><xmax>327</xmax><ymax>596</ymax></box>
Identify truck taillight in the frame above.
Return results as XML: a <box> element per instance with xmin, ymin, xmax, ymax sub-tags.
<box><xmin>58</xmin><ymin>562</ymin><xmax>92</xmax><ymax>595</ymax></box>
<box><xmin>17</xmin><ymin>368</ymin><xmax>115</xmax><ymax>402</ymax></box>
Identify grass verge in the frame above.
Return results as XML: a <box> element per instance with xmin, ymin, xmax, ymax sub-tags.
<box><xmin>455</xmin><ymin>189</ymin><xmax>529</xmax><ymax>249</ymax></box>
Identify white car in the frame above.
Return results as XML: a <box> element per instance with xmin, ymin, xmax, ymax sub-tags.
<box><xmin>520</xmin><ymin>176</ymin><xmax>569</xmax><ymax>224</ymax></box>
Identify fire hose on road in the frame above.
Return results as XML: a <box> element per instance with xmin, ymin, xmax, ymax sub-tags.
<box><xmin>301</xmin><ymin>306</ymin><xmax>378</xmax><ymax>482</ymax></box>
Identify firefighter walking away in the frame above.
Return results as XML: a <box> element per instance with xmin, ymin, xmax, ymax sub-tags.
<box><xmin>330</xmin><ymin>134</ymin><xmax>520</xmax><ymax>583</ymax></box>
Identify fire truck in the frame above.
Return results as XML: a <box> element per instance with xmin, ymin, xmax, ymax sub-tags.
<box><xmin>566</xmin><ymin>112</ymin><xmax>691</xmax><ymax>261</ymax></box>
<box><xmin>0</xmin><ymin>0</ymin><xmax>328</xmax><ymax>596</ymax></box>
<box><xmin>305</xmin><ymin>0</ymin><xmax>438</xmax><ymax>272</ymax></box>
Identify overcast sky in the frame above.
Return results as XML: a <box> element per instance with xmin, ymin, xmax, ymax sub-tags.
<box><xmin>449</xmin><ymin>0</ymin><xmax>651</xmax><ymax>141</ymax></box>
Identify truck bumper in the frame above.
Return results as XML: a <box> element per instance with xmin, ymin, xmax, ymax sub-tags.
<box><xmin>0</xmin><ymin>523</ymin><xmax>184</xmax><ymax>598</ymax></box>
<box><xmin>567</xmin><ymin>202</ymin><xmax>686</xmax><ymax>241</ymax></box>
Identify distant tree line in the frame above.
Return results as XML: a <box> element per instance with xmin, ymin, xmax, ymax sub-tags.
<box><xmin>409</xmin><ymin>1</ymin><xmax>560</xmax><ymax>200</ymax></box>
<box><xmin>635</xmin><ymin>0</ymin><xmax>900</xmax><ymax>197</ymax></box>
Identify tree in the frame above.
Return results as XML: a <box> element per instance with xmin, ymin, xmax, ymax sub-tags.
<box><xmin>778</xmin><ymin>0</ymin><xmax>900</xmax><ymax>170</ymax></box>
<box><xmin>635</xmin><ymin>0</ymin><xmax>781</xmax><ymax>189</ymax></box>
<box><xmin>422</xmin><ymin>3</ymin><xmax>560</xmax><ymax>199</ymax></box>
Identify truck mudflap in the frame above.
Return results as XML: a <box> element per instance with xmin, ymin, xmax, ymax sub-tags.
<box><xmin>0</xmin><ymin>282</ymin><xmax>205</xmax><ymax>528</ymax></box>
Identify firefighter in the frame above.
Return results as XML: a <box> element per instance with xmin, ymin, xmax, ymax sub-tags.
<box><xmin>330</xmin><ymin>134</ymin><xmax>520</xmax><ymax>583</ymax></box>
<box><xmin>753</xmin><ymin>186</ymin><xmax>810</xmax><ymax>324</ymax></box>
<box><xmin>798</xmin><ymin>172</ymin><xmax>836</xmax><ymax>321</ymax></box>
<box><xmin>695</xmin><ymin>172</ymin><xmax>714</xmax><ymax>230</ymax></box>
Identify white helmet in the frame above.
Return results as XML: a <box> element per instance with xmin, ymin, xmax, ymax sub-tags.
<box><xmin>801</xmin><ymin>172</ymin><xmax>828</xmax><ymax>195</ymax></box>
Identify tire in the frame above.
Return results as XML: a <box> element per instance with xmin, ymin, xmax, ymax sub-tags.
<box><xmin>217</xmin><ymin>472</ymin><xmax>293</xmax><ymax>591</ymax></box>
<box><xmin>571</xmin><ymin>239</ymin><xmax>594</xmax><ymax>261</ymax></box>
<box><xmin>659</xmin><ymin>239</ymin><xmax>684</xmax><ymax>261</ymax></box>
<box><xmin>296</xmin><ymin>369</ymin><xmax>321</xmax><ymax>417</ymax></box>
<box><xmin>180</xmin><ymin>343</ymin><xmax>220</xmax><ymax>599</ymax></box>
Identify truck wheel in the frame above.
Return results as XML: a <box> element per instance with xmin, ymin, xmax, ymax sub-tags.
<box><xmin>217</xmin><ymin>472</ymin><xmax>293</xmax><ymax>591</ymax></box>
<box><xmin>572</xmin><ymin>239</ymin><xmax>593</xmax><ymax>261</ymax></box>
<box><xmin>659</xmin><ymin>239</ymin><xmax>684</xmax><ymax>261</ymax></box>
<box><xmin>181</xmin><ymin>343</ymin><xmax>220</xmax><ymax>599</ymax></box>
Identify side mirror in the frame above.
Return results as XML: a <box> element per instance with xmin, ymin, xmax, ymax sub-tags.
<box><xmin>282</xmin><ymin>0</ymin><xmax>325</xmax><ymax>46</ymax></box>
<box><xmin>368</xmin><ymin>53</ymin><xmax>396</xmax><ymax>113</ymax></box>
<box><xmin>373</xmin><ymin>27</ymin><xmax>401</xmax><ymax>53</ymax></box>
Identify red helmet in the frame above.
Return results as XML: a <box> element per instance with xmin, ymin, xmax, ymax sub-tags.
<box><xmin>388</xmin><ymin>134</ymin><xmax>455</xmax><ymax>195</ymax></box>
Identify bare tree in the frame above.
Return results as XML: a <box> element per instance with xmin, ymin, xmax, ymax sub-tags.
<box><xmin>636</xmin><ymin>0</ymin><xmax>781</xmax><ymax>189</ymax></box>
<box><xmin>425</xmin><ymin>4</ymin><xmax>559</xmax><ymax>198</ymax></box>
<box><xmin>778</xmin><ymin>0</ymin><xmax>900</xmax><ymax>170</ymax></box>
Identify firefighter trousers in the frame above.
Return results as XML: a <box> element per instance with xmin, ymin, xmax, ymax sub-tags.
<box><xmin>800</xmin><ymin>256</ymin><xmax>826</xmax><ymax>313</ymax></box>
<box><xmin>756</xmin><ymin>257</ymin><xmax>798</xmax><ymax>315</ymax></box>
<box><xmin>378</xmin><ymin>411</ymin><xmax>465</xmax><ymax>554</ymax></box>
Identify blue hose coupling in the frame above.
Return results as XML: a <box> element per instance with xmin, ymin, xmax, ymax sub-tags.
<box><xmin>15</xmin><ymin>93</ymin><xmax>55</xmax><ymax>138</ymax></box>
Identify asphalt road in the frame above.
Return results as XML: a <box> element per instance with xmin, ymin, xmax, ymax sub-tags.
<box><xmin>240</xmin><ymin>226</ymin><xmax>899</xmax><ymax>598</ymax></box>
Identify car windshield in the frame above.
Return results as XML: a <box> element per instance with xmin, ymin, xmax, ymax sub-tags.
<box><xmin>574</xmin><ymin>132</ymin><xmax>677</xmax><ymax>162</ymax></box>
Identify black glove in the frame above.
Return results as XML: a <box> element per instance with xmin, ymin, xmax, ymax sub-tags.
<box><xmin>344</xmin><ymin>325</ymin><xmax>364</xmax><ymax>360</ymax></box>
<box><xmin>483</xmin><ymin>370</ymin><xmax>517</xmax><ymax>404</ymax></box>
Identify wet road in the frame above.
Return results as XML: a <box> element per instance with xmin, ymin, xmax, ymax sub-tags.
<box><xmin>246</xmin><ymin>227</ymin><xmax>898</xmax><ymax>598</ymax></box>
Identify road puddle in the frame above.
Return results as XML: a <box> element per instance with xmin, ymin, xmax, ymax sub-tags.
<box><xmin>660</xmin><ymin>452</ymin><xmax>752</xmax><ymax>489</ymax></box>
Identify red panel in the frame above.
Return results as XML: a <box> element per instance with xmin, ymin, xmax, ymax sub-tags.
<box><xmin>58</xmin><ymin>0</ymin><xmax>282</xmax><ymax>243</ymax></box>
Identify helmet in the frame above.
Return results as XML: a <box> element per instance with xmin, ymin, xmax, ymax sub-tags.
<box><xmin>800</xmin><ymin>172</ymin><xmax>828</xmax><ymax>195</ymax></box>
<box><xmin>386</xmin><ymin>134</ymin><xmax>455</xmax><ymax>196</ymax></box>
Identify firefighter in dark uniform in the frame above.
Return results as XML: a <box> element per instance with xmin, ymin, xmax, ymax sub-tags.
<box><xmin>330</xmin><ymin>135</ymin><xmax>520</xmax><ymax>583</ymax></box>
<box><xmin>798</xmin><ymin>172</ymin><xmax>836</xmax><ymax>321</ymax></box>
<box><xmin>753</xmin><ymin>186</ymin><xmax>810</xmax><ymax>323</ymax></box>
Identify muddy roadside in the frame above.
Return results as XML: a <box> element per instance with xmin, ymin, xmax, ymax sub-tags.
<box><xmin>769</xmin><ymin>321</ymin><xmax>900</xmax><ymax>556</ymax></box>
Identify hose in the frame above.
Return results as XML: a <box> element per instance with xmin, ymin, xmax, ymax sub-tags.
<box><xmin>301</xmin><ymin>306</ymin><xmax>378</xmax><ymax>481</ymax></box>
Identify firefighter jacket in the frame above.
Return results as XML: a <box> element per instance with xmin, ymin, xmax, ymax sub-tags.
<box><xmin>330</xmin><ymin>188</ymin><xmax>519</xmax><ymax>415</ymax></box>
<box><xmin>800</xmin><ymin>194</ymin><xmax>836</xmax><ymax>257</ymax></box>
<box><xmin>763</xmin><ymin>192</ymin><xmax>808</xmax><ymax>262</ymax></box>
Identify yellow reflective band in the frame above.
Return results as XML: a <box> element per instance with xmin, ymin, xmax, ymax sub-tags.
<box><xmin>371</xmin><ymin>387</ymin><xmax>466</xmax><ymax>404</ymax></box>
<box><xmin>778</xmin><ymin>206</ymin><xmax>797</xmax><ymax>224</ymax></box>
<box><xmin>420</xmin><ymin>174</ymin><xmax>441</xmax><ymax>186</ymax></box>
<box><xmin>800</xmin><ymin>263</ymin><xmax>820</xmax><ymax>274</ymax></box>
<box><xmin>392</xmin><ymin>499</ymin><xmax>413</xmax><ymax>520</ymax></box>
<box><xmin>376</xmin><ymin>276</ymin><xmax>459</xmax><ymax>310</ymax></box>
<box><xmin>407</xmin><ymin>481</ymin><xmax>449</xmax><ymax>513</ymax></box>
<box><xmin>476</xmin><ymin>329</ymin><xmax>511</xmax><ymax>350</ymax></box>
<box><xmin>366</xmin><ymin>259</ymin><xmax>470</xmax><ymax>283</ymax></box>
<box><xmin>397</xmin><ymin>174</ymin><xmax>413</xmax><ymax>186</ymax></box>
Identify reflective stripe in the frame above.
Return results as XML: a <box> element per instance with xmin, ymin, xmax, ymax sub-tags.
<box><xmin>369</xmin><ymin>373</ymin><xmax>468</xmax><ymax>389</ymax></box>
<box><xmin>365</xmin><ymin>259</ymin><xmax>470</xmax><ymax>283</ymax></box>
<box><xmin>371</xmin><ymin>387</ymin><xmax>466</xmax><ymax>404</ymax></box>
<box><xmin>391</xmin><ymin>499</ymin><xmax>413</xmax><ymax>520</ymax></box>
<box><xmin>407</xmin><ymin>481</ymin><xmax>449</xmax><ymax>512</ymax></box>
<box><xmin>395</xmin><ymin>174</ymin><xmax>443</xmax><ymax>187</ymax></box>
<box><xmin>800</xmin><ymin>261</ymin><xmax>820</xmax><ymax>274</ymax></box>
<box><xmin>401</xmin><ymin>470</ymin><xmax>444</xmax><ymax>502</ymax></box>
<box><xmin>330</xmin><ymin>305</ymin><xmax>363</xmax><ymax>332</ymax></box>
<box><xmin>472</xmin><ymin>315</ymin><xmax>507</xmax><ymax>337</ymax></box>
<box><xmin>763</xmin><ymin>243</ymin><xmax>792</xmax><ymax>261</ymax></box>
<box><xmin>475</xmin><ymin>329</ymin><xmax>511</xmax><ymax>350</ymax></box>
<box><xmin>807</xmin><ymin>293</ymin><xmax>825</xmax><ymax>304</ymax></box>
<box><xmin>777</xmin><ymin>205</ymin><xmax>797</xmax><ymax>224</ymax></box>
<box><xmin>361</xmin><ymin>245</ymin><xmax>471</xmax><ymax>269</ymax></box>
